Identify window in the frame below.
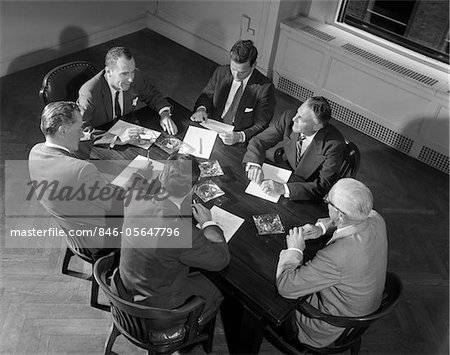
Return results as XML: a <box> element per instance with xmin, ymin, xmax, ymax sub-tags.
<box><xmin>338</xmin><ymin>0</ymin><xmax>449</xmax><ymax>64</ymax></box>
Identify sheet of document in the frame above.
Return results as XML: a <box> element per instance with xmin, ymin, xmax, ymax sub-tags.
<box><xmin>200</xmin><ymin>119</ymin><xmax>234</xmax><ymax>134</ymax></box>
<box><xmin>245</xmin><ymin>163</ymin><xmax>292</xmax><ymax>203</ymax></box>
<box><xmin>210</xmin><ymin>206</ymin><xmax>245</xmax><ymax>243</ymax></box>
<box><xmin>94</xmin><ymin>120</ymin><xmax>161</xmax><ymax>150</ymax></box>
<box><xmin>179</xmin><ymin>126</ymin><xmax>217</xmax><ymax>159</ymax></box>
<box><xmin>110</xmin><ymin>155</ymin><xmax>164</xmax><ymax>187</ymax></box>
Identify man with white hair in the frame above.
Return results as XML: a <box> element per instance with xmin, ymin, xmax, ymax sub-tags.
<box><xmin>276</xmin><ymin>178</ymin><xmax>388</xmax><ymax>348</ymax></box>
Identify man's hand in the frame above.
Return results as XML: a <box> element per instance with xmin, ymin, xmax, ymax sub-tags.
<box><xmin>286</xmin><ymin>227</ymin><xmax>306</xmax><ymax>251</ymax></box>
<box><xmin>301</xmin><ymin>223</ymin><xmax>323</xmax><ymax>240</ymax></box>
<box><xmin>261</xmin><ymin>179</ymin><xmax>285</xmax><ymax>196</ymax></box>
<box><xmin>118</xmin><ymin>127</ymin><xmax>144</xmax><ymax>145</ymax></box>
<box><xmin>247</xmin><ymin>165</ymin><xmax>264</xmax><ymax>185</ymax></box>
<box><xmin>219</xmin><ymin>132</ymin><xmax>242</xmax><ymax>145</ymax></box>
<box><xmin>190</xmin><ymin>108</ymin><xmax>208</xmax><ymax>122</ymax></box>
<box><xmin>192</xmin><ymin>203</ymin><xmax>212</xmax><ymax>225</ymax></box>
<box><xmin>160</xmin><ymin>112</ymin><xmax>178</xmax><ymax>135</ymax></box>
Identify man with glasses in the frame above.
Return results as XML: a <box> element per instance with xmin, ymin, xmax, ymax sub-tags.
<box><xmin>190</xmin><ymin>40</ymin><xmax>275</xmax><ymax>145</ymax></box>
<box><xmin>276</xmin><ymin>178</ymin><xmax>388</xmax><ymax>348</ymax></box>
<box><xmin>78</xmin><ymin>46</ymin><xmax>177</xmax><ymax>135</ymax></box>
<box><xmin>243</xmin><ymin>96</ymin><xmax>346</xmax><ymax>200</ymax></box>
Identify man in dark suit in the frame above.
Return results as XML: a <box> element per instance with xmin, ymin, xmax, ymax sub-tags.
<box><xmin>242</xmin><ymin>96</ymin><xmax>346</xmax><ymax>200</ymax></box>
<box><xmin>190</xmin><ymin>40</ymin><xmax>275</xmax><ymax>145</ymax></box>
<box><xmin>28</xmin><ymin>101</ymin><xmax>149</xmax><ymax>259</ymax></box>
<box><xmin>78</xmin><ymin>46</ymin><xmax>177</xmax><ymax>134</ymax></box>
<box><xmin>119</xmin><ymin>154</ymin><xmax>230</xmax><ymax>318</ymax></box>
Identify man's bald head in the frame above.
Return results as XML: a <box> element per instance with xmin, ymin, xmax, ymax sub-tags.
<box><xmin>329</xmin><ymin>178</ymin><xmax>373</xmax><ymax>221</ymax></box>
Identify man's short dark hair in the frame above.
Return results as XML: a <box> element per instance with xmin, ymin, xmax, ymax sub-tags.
<box><xmin>40</xmin><ymin>101</ymin><xmax>79</xmax><ymax>136</ymax></box>
<box><xmin>160</xmin><ymin>153</ymin><xmax>200</xmax><ymax>198</ymax></box>
<box><xmin>306</xmin><ymin>96</ymin><xmax>332</xmax><ymax>125</ymax></box>
<box><xmin>230</xmin><ymin>40</ymin><xmax>258</xmax><ymax>66</ymax></box>
<box><xmin>105</xmin><ymin>47</ymin><xmax>133</xmax><ymax>68</ymax></box>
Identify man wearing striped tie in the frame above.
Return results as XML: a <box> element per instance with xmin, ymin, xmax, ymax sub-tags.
<box><xmin>242</xmin><ymin>97</ymin><xmax>346</xmax><ymax>200</ymax></box>
<box><xmin>190</xmin><ymin>40</ymin><xmax>275</xmax><ymax>145</ymax></box>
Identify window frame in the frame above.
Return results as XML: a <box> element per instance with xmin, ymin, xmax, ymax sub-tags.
<box><xmin>336</xmin><ymin>0</ymin><xmax>449</xmax><ymax>64</ymax></box>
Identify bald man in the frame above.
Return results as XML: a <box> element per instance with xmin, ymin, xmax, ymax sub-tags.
<box><xmin>276</xmin><ymin>178</ymin><xmax>388</xmax><ymax>348</ymax></box>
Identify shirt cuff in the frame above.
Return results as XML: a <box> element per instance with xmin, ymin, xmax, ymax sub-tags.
<box><xmin>245</xmin><ymin>162</ymin><xmax>261</xmax><ymax>171</ymax></box>
<box><xmin>240</xmin><ymin>131</ymin><xmax>246</xmax><ymax>143</ymax></box>
<box><xmin>283</xmin><ymin>183</ymin><xmax>290</xmax><ymax>198</ymax></box>
<box><xmin>158</xmin><ymin>106</ymin><xmax>171</xmax><ymax>116</ymax></box>
<box><xmin>315</xmin><ymin>221</ymin><xmax>327</xmax><ymax>236</ymax></box>
<box><xmin>197</xmin><ymin>106</ymin><xmax>207</xmax><ymax>113</ymax></box>
<box><xmin>201</xmin><ymin>221</ymin><xmax>219</xmax><ymax>230</ymax></box>
<box><xmin>286</xmin><ymin>247</ymin><xmax>303</xmax><ymax>255</ymax></box>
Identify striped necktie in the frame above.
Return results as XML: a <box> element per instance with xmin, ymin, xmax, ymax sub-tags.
<box><xmin>296</xmin><ymin>134</ymin><xmax>306</xmax><ymax>166</ymax></box>
<box><xmin>222</xmin><ymin>81</ymin><xmax>244</xmax><ymax>125</ymax></box>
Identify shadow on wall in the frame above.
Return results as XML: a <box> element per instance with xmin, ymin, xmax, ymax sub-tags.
<box><xmin>6</xmin><ymin>26</ymin><xmax>89</xmax><ymax>75</ymax></box>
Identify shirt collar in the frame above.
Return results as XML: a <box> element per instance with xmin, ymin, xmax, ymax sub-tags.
<box><xmin>44</xmin><ymin>141</ymin><xmax>71</xmax><ymax>154</ymax></box>
<box><xmin>232</xmin><ymin>69</ymin><xmax>253</xmax><ymax>89</ymax></box>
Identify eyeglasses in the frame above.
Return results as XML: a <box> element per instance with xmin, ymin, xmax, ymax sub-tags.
<box><xmin>323</xmin><ymin>194</ymin><xmax>346</xmax><ymax>215</ymax></box>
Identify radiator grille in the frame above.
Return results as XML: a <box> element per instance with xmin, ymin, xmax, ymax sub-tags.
<box><xmin>341</xmin><ymin>43</ymin><xmax>439</xmax><ymax>87</ymax></box>
<box><xmin>277</xmin><ymin>76</ymin><xmax>313</xmax><ymax>102</ymax></box>
<box><xmin>301</xmin><ymin>25</ymin><xmax>336</xmax><ymax>42</ymax></box>
<box><xmin>328</xmin><ymin>99</ymin><xmax>413</xmax><ymax>154</ymax></box>
<box><xmin>418</xmin><ymin>146</ymin><xmax>449</xmax><ymax>174</ymax></box>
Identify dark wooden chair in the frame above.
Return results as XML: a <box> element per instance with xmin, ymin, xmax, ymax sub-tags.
<box><xmin>93</xmin><ymin>253</ymin><xmax>221</xmax><ymax>355</ymax></box>
<box><xmin>265</xmin><ymin>272</ymin><xmax>402</xmax><ymax>354</ymax></box>
<box><xmin>51</xmin><ymin>213</ymin><xmax>118</xmax><ymax>311</ymax></box>
<box><xmin>39</xmin><ymin>61</ymin><xmax>97</xmax><ymax>105</ymax></box>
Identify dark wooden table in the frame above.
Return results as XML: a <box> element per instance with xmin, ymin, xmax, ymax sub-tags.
<box><xmin>89</xmin><ymin>99</ymin><xmax>328</xmax><ymax>354</ymax></box>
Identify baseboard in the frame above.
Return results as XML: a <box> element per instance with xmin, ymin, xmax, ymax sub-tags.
<box><xmin>1</xmin><ymin>13</ymin><xmax>148</xmax><ymax>77</ymax></box>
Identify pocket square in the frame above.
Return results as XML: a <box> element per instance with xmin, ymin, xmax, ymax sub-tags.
<box><xmin>132</xmin><ymin>97</ymin><xmax>139</xmax><ymax>107</ymax></box>
<box><xmin>244</xmin><ymin>107</ymin><xmax>254</xmax><ymax>113</ymax></box>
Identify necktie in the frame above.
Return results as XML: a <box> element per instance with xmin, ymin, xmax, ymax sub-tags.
<box><xmin>222</xmin><ymin>81</ymin><xmax>244</xmax><ymax>125</ymax></box>
<box><xmin>296</xmin><ymin>134</ymin><xmax>306</xmax><ymax>166</ymax></box>
<box><xmin>114</xmin><ymin>91</ymin><xmax>122</xmax><ymax>121</ymax></box>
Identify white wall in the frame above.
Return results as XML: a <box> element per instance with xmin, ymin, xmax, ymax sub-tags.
<box><xmin>0</xmin><ymin>1</ymin><xmax>148</xmax><ymax>76</ymax></box>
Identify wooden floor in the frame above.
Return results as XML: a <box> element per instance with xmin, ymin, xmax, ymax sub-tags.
<box><xmin>1</xmin><ymin>29</ymin><xmax>448</xmax><ymax>354</ymax></box>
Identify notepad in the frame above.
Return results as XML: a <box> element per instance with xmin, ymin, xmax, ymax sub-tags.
<box><xmin>200</xmin><ymin>119</ymin><xmax>234</xmax><ymax>134</ymax></box>
<box><xmin>94</xmin><ymin>120</ymin><xmax>161</xmax><ymax>150</ymax></box>
<box><xmin>196</xmin><ymin>206</ymin><xmax>244</xmax><ymax>243</ymax></box>
<box><xmin>245</xmin><ymin>163</ymin><xmax>292</xmax><ymax>203</ymax></box>
<box><xmin>110</xmin><ymin>155</ymin><xmax>164</xmax><ymax>187</ymax></box>
<box><xmin>179</xmin><ymin>126</ymin><xmax>217</xmax><ymax>159</ymax></box>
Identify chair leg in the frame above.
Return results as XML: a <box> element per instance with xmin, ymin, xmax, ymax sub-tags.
<box><xmin>202</xmin><ymin>315</ymin><xmax>217</xmax><ymax>353</ymax></box>
<box><xmin>61</xmin><ymin>247</ymin><xmax>74</xmax><ymax>274</ymax></box>
<box><xmin>90</xmin><ymin>269</ymin><xmax>110</xmax><ymax>312</ymax></box>
<box><xmin>104</xmin><ymin>322</ymin><xmax>120</xmax><ymax>354</ymax></box>
<box><xmin>351</xmin><ymin>337</ymin><xmax>361</xmax><ymax>355</ymax></box>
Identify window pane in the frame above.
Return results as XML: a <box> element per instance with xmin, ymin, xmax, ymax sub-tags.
<box><xmin>340</xmin><ymin>0</ymin><xmax>449</xmax><ymax>63</ymax></box>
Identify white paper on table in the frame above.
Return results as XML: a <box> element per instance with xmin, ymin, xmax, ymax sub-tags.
<box><xmin>110</xmin><ymin>155</ymin><xmax>165</xmax><ymax>187</ymax></box>
<box><xmin>195</xmin><ymin>205</ymin><xmax>244</xmax><ymax>243</ymax></box>
<box><xmin>94</xmin><ymin>120</ymin><xmax>161</xmax><ymax>150</ymax></box>
<box><xmin>179</xmin><ymin>126</ymin><xmax>217</xmax><ymax>159</ymax></box>
<box><xmin>200</xmin><ymin>119</ymin><xmax>234</xmax><ymax>134</ymax></box>
<box><xmin>245</xmin><ymin>163</ymin><xmax>292</xmax><ymax>203</ymax></box>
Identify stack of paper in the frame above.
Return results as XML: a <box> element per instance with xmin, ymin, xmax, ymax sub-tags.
<box><xmin>110</xmin><ymin>155</ymin><xmax>164</xmax><ymax>187</ymax></box>
<box><xmin>179</xmin><ymin>126</ymin><xmax>217</xmax><ymax>159</ymax></box>
<box><xmin>200</xmin><ymin>119</ymin><xmax>234</xmax><ymax>134</ymax></box>
<box><xmin>245</xmin><ymin>163</ymin><xmax>292</xmax><ymax>203</ymax></box>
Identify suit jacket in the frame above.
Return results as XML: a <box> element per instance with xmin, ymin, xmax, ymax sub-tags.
<box><xmin>119</xmin><ymin>192</ymin><xmax>230</xmax><ymax>309</ymax></box>
<box><xmin>242</xmin><ymin>109</ymin><xmax>346</xmax><ymax>200</ymax></box>
<box><xmin>276</xmin><ymin>211</ymin><xmax>388</xmax><ymax>348</ymax></box>
<box><xmin>78</xmin><ymin>69</ymin><xmax>170</xmax><ymax>129</ymax></box>
<box><xmin>194</xmin><ymin>66</ymin><xmax>275</xmax><ymax>140</ymax></box>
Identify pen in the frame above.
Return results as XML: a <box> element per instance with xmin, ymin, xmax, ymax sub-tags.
<box><xmin>109</xmin><ymin>135</ymin><xmax>118</xmax><ymax>149</ymax></box>
<box><xmin>199</xmin><ymin>138</ymin><xmax>203</xmax><ymax>155</ymax></box>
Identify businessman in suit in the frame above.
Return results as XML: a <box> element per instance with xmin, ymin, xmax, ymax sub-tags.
<box><xmin>242</xmin><ymin>96</ymin><xmax>346</xmax><ymax>200</ymax></box>
<box><xmin>78</xmin><ymin>46</ymin><xmax>177</xmax><ymax>134</ymax></box>
<box><xmin>119</xmin><ymin>153</ymin><xmax>230</xmax><ymax>318</ymax></box>
<box><xmin>276</xmin><ymin>178</ymin><xmax>388</xmax><ymax>348</ymax></box>
<box><xmin>28</xmin><ymin>101</ymin><xmax>149</xmax><ymax>259</ymax></box>
<box><xmin>190</xmin><ymin>40</ymin><xmax>275</xmax><ymax>145</ymax></box>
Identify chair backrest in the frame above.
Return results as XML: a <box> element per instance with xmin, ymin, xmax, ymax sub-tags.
<box><xmin>338</xmin><ymin>140</ymin><xmax>361</xmax><ymax>179</ymax></box>
<box><xmin>39</xmin><ymin>61</ymin><xmax>97</xmax><ymax>105</ymax></box>
<box><xmin>93</xmin><ymin>253</ymin><xmax>207</xmax><ymax>354</ymax></box>
<box><xmin>297</xmin><ymin>271</ymin><xmax>402</xmax><ymax>352</ymax></box>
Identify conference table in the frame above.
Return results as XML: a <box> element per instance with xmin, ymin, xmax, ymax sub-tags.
<box><xmin>89</xmin><ymin>98</ymin><xmax>329</xmax><ymax>354</ymax></box>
